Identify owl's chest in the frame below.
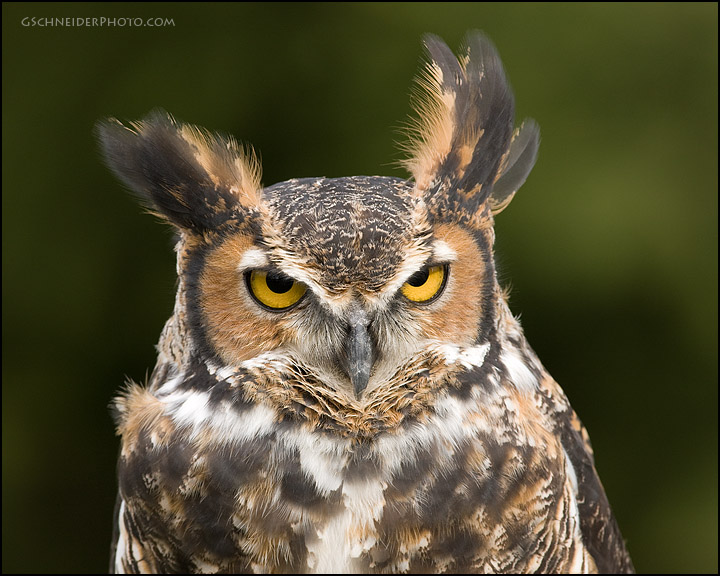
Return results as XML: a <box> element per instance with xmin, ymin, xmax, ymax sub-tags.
<box><xmin>119</xmin><ymin>387</ymin><xmax>580</xmax><ymax>574</ymax></box>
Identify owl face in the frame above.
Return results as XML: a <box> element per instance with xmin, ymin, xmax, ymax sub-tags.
<box><xmin>195</xmin><ymin>175</ymin><xmax>490</xmax><ymax>399</ymax></box>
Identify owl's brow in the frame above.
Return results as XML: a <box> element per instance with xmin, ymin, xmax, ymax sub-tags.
<box><xmin>237</xmin><ymin>247</ymin><xmax>269</xmax><ymax>271</ymax></box>
<box><xmin>429</xmin><ymin>239</ymin><xmax>457</xmax><ymax>264</ymax></box>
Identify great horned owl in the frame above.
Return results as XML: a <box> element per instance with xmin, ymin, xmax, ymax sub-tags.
<box><xmin>98</xmin><ymin>32</ymin><xmax>633</xmax><ymax>574</ymax></box>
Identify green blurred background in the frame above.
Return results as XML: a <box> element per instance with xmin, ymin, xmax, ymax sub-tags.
<box><xmin>2</xmin><ymin>2</ymin><xmax>717</xmax><ymax>573</ymax></box>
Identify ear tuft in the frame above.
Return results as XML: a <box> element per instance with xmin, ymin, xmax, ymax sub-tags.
<box><xmin>489</xmin><ymin>119</ymin><xmax>540</xmax><ymax>214</ymax></box>
<box><xmin>401</xmin><ymin>32</ymin><xmax>538</xmax><ymax>224</ymax></box>
<box><xmin>96</xmin><ymin>110</ymin><xmax>262</xmax><ymax>233</ymax></box>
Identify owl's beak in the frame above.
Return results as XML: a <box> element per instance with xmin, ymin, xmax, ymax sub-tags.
<box><xmin>345</xmin><ymin>307</ymin><xmax>373</xmax><ymax>398</ymax></box>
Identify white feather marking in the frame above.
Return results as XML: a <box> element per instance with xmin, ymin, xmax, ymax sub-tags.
<box><xmin>306</xmin><ymin>477</ymin><xmax>386</xmax><ymax>573</ymax></box>
<box><xmin>237</xmin><ymin>248</ymin><xmax>269</xmax><ymax>271</ymax></box>
<box><xmin>342</xmin><ymin>478</ymin><xmax>385</xmax><ymax>542</ymax></box>
<box><xmin>241</xmin><ymin>350</ymin><xmax>291</xmax><ymax>372</ymax></box>
<box><xmin>562</xmin><ymin>447</ymin><xmax>589</xmax><ymax>570</ymax></box>
<box><xmin>435</xmin><ymin>342</ymin><xmax>490</xmax><ymax>369</ymax></box>
<box><xmin>460</xmin><ymin>343</ymin><xmax>491</xmax><ymax>368</ymax></box>
<box><xmin>377</xmin><ymin>391</ymin><xmax>475</xmax><ymax>479</ymax></box>
<box><xmin>165</xmin><ymin>388</ymin><xmax>277</xmax><ymax>445</ymax></box>
<box><xmin>563</xmin><ymin>447</ymin><xmax>579</xmax><ymax>495</ymax></box>
<box><xmin>114</xmin><ymin>500</ymin><xmax>128</xmax><ymax>573</ymax></box>
<box><xmin>280</xmin><ymin>428</ymin><xmax>349</xmax><ymax>495</ymax></box>
<box><xmin>271</xmin><ymin>427</ymin><xmax>387</xmax><ymax>572</ymax></box>
<box><xmin>428</xmin><ymin>394</ymin><xmax>476</xmax><ymax>460</ymax></box>
<box><xmin>156</xmin><ymin>374</ymin><xmax>183</xmax><ymax>394</ymax></box>
<box><xmin>206</xmin><ymin>402</ymin><xmax>277</xmax><ymax>445</ymax></box>
<box><xmin>309</xmin><ymin>513</ymin><xmax>354</xmax><ymax>573</ymax></box>
<box><xmin>216</xmin><ymin>365</ymin><xmax>238</xmax><ymax>381</ymax></box>
<box><xmin>430</xmin><ymin>238</ymin><xmax>458</xmax><ymax>262</ymax></box>
<box><xmin>169</xmin><ymin>389</ymin><xmax>211</xmax><ymax>426</ymax></box>
<box><xmin>501</xmin><ymin>347</ymin><xmax>540</xmax><ymax>392</ymax></box>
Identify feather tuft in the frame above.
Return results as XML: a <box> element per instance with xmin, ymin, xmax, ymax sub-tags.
<box><xmin>96</xmin><ymin>110</ymin><xmax>262</xmax><ymax>233</ymax></box>
<box><xmin>400</xmin><ymin>32</ymin><xmax>538</xmax><ymax>225</ymax></box>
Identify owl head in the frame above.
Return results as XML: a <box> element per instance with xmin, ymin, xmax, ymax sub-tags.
<box><xmin>97</xmin><ymin>33</ymin><xmax>538</xmax><ymax>406</ymax></box>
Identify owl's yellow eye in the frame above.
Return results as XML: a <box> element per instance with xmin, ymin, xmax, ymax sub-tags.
<box><xmin>401</xmin><ymin>264</ymin><xmax>448</xmax><ymax>304</ymax></box>
<box><xmin>246</xmin><ymin>270</ymin><xmax>307</xmax><ymax>311</ymax></box>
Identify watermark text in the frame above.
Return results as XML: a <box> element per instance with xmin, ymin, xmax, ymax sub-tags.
<box><xmin>21</xmin><ymin>16</ymin><xmax>175</xmax><ymax>28</ymax></box>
